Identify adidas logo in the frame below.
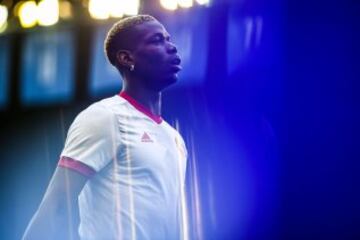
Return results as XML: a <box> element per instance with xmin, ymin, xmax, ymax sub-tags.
<box><xmin>141</xmin><ymin>132</ymin><xmax>153</xmax><ymax>142</ymax></box>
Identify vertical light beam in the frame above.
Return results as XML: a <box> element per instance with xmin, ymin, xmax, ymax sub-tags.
<box><xmin>175</xmin><ymin>120</ymin><xmax>189</xmax><ymax>240</ymax></box>
<box><xmin>189</xmin><ymin>133</ymin><xmax>203</xmax><ymax>240</ymax></box>
<box><xmin>110</xmin><ymin>116</ymin><xmax>123</xmax><ymax>238</ymax></box>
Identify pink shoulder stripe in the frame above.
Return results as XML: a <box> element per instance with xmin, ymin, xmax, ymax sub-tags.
<box><xmin>58</xmin><ymin>156</ymin><xmax>96</xmax><ymax>177</ymax></box>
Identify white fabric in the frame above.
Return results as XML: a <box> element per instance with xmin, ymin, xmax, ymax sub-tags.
<box><xmin>61</xmin><ymin>95</ymin><xmax>188</xmax><ymax>240</ymax></box>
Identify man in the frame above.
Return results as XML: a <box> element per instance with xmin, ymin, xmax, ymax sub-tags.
<box><xmin>23</xmin><ymin>15</ymin><xmax>188</xmax><ymax>240</ymax></box>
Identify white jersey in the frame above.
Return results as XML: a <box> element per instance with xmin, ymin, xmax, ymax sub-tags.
<box><xmin>59</xmin><ymin>92</ymin><xmax>188</xmax><ymax>240</ymax></box>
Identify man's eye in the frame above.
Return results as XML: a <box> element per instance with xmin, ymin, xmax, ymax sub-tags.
<box><xmin>151</xmin><ymin>35</ymin><xmax>165</xmax><ymax>43</ymax></box>
<box><xmin>154</xmin><ymin>38</ymin><xmax>162</xmax><ymax>42</ymax></box>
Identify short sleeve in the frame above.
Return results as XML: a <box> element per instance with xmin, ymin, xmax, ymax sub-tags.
<box><xmin>59</xmin><ymin>103</ymin><xmax>117</xmax><ymax>176</ymax></box>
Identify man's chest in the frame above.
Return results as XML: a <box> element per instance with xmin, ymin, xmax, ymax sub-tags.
<box><xmin>116</xmin><ymin>120</ymin><xmax>181</xmax><ymax>175</ymax></box>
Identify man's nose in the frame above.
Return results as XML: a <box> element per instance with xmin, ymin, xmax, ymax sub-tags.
<box><xmin>167</xmin><ymin>42</ymin><xmax>178</xmax><ymax>54</ymax></box>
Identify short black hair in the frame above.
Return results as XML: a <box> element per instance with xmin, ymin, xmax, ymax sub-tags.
<box><xmin>104</xmin><ymin>15</ymin><xmax>157</xmax><ymax>67</ymax></box>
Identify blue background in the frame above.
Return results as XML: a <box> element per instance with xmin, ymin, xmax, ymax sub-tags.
<box><xmin>20</xmin><ymin>29</ymin><xmax>75</xmax><ymax>106</ymax></box>
<box><xmin>0</xmin><ymin>36</ymin><xmax>11</xmax><ymax>110</ymax></box>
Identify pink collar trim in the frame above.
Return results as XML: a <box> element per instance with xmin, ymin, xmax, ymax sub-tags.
<box><xmin>119</xmin><ymin>91</ymin><xmax>163</xmax><ymax>124</ymax></box>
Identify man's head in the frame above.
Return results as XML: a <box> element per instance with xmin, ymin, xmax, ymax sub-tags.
<box><xmin>104</xmin><ymin>15</ymin><xmax>181</xmax><ymax>92</ymax></box>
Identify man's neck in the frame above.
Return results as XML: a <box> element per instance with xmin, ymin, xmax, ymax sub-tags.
<box><xmin>121</xmin><ymin>85</ymin><xmax>162</xmax><ymax>116</ymax></box>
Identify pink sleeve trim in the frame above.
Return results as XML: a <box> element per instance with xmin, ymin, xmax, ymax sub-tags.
<box><xmin>58</xmin><ymin>156</ymin><xmax>96</xmax><ymax>177</ymax></box>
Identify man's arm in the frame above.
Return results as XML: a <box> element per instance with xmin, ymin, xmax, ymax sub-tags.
<box><xmin>22</xmin><ymin>167</ymin><xmax>89</xmax><ymax>240</ymax></box>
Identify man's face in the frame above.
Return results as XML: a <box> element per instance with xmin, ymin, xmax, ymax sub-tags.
<box><xmin>130</xmin><ymin>20</ymin><xmax>181</xmax><ymax>91</ymax></box>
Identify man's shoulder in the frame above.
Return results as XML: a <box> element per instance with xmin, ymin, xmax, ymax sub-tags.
<box><xmin>80</xmin><ymin>95</ymin><xmax>127</xmax><ymax>117</ymax></box>
<box><xmin>73</xmin><ymin>95</ymin><xmax>122</xmax><ymax>126</ymax></box>
<box><xmin>162</xmin><ymin>121</ymin><xmax>185</xmax><ymax>141</ymax></box>
<box><xmin>66</xmin><ymin>96</ymin><xmax>125</xmax><ymax>137</ymax></box>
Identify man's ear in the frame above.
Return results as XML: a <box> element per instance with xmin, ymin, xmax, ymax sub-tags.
<box><xmin>116</xmin><ymin>50</ymin><xmax>134</xmax><ymax>69</ymax></box>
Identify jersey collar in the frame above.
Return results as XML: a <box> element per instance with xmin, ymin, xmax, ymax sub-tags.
<box><xmin>119</xmin><ymin>91</ymin><xmax>163</xmax><ymax>124</ymax></box>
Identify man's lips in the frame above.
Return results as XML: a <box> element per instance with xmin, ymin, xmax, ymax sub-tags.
<box><xmin>168</xmin><ymin>56</ymin><xmax>182</xmax><ymax>73</ymax></box>
<box><xmin>169</xmin><ymin>64</ymin><xmax>182</xmax><ymax>73</ymax></box>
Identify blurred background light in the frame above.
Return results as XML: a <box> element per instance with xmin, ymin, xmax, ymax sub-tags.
<box><xmin>0</xmin><ymin>5</ymin><xmax>8</xmax><ymax>26</ymax></box>
<box><xmin>195</xmin><ymin>0</ymin><xmax>210</xmax><ymax>5</ymax></box>
<box><xmin>37</xmin><ymin>0</ymin><xmax>59</xmax><ymax>26</ymax></box>
<box><xmin>18</xmin><ymin>1</ymin><xmax>38</xmax><ymax>28</ymax></box>
<box><xmin>108</xmin><ymin>0</ymin><xmax>124</xmax><ymax>18</ymax></box>
<box><xmin>178</xmin><ymin>0</ymin><xmax>193</xmax><ymax>8</ymax></box>
<box><xmin>160</xmin><ymin>0</ymin><xmax>210</xmax><ymax>10</ymax></box>
<box><xmin>89</xmin><ymin>0</ymin><xmax>139</xmax><ymax>20</ymax></box>
<box><xmin>59</xmin><ymin>0</ymin><xmax>72</xmax><ymax>19</ymax></box>
<box><xmin>119</xmin><ymin>0</ymin><xmax>140</xmax><ymax>16</ymax></box>
<box><xmin>0</xmin><ymin>5</ymin><xmax>8</xmax><ymax>33</ymax></box>
<box><xmin>88</xmin><ymin>0</ymin><xmax>110</xmax><ymax>20</ymax></box>
<box><xmin>0</xmin><ymin>22</ymin><xmax>7</xmax><ymax>33</ymax></box>
<box><xmin>13</xmin><ymin>1</ymin><xmax>23</xmax><ymax>17</ymax></box>
<box><xmin>160</xmin><ymin>0</ymin><xmax>178</xmax><ymax>11</ymax></box>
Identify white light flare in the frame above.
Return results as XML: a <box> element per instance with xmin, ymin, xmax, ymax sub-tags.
<box><xmin>89</xmin><ymin>0</ymin><xmax>139</xmax><ymax>19</ymax></box>
<box><xmin>18</xmin><ymin>1</ymin><xmax>38</xmax><ymax>28</ymax></box>
<box><xmin>88</xmin><ymin>0</ymin><xmax>110</xmax><ymax>20</ymax></box>
<box><xmin>121</xmin><ymin>0</ymin><xmax>140</xmax><ymax>16</ymax></box>
<box><xmin>160</xmin><ymin>0</ymin><xmax>178</xmax><ymax>11</ymax></box>
<box><xmin>108</xmin><ymin>0</ymin><xmax>124</xmax><ymax>18</ymax></box>
<box><xmin>195</xmin><ymin>0</ymin><xmax>210</xmax><ymax>5</ymax></box>
<box><xmin>178</xmin><ymin>0</ymin><xmax>193</xmax><ymax>8</ymax></box>
<box><xmin>0</xmin><ymin>5</ymin><xmax>8</xmax><ymax>32</ymax></box>
<box><xmin>37</xmin><ymin>0</ymin><xmax>59</xmax><ymax>26</ymax></box>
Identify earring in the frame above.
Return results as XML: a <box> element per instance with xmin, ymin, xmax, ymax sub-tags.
<box><xmin>129</xmin><ymin>65</ymin><xmax>135</xmax><ymax>71</ymax></box>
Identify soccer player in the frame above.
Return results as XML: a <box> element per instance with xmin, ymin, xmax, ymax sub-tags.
<box><xmin>23</xmin><ymin>15</ymin><xmax>188</xmax><ymax>240</ymax></box>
